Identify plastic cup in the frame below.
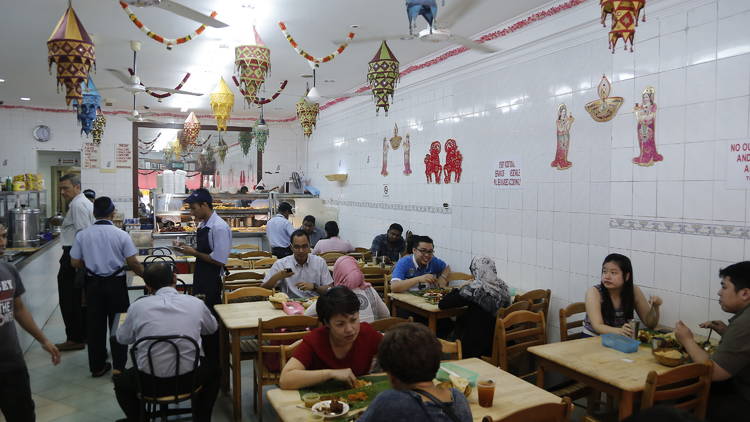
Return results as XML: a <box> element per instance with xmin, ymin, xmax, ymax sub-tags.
<box><xmin>477</xmin><ymin>378</ymin><xmax>495</xmax><ymax>408</ymax></box>
<box><xmin>302</xmin><ymin>392</ymin><xmax>320</xmax><ymax>408</ymax></box>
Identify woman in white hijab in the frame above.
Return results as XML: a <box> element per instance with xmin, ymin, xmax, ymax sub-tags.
<box><xmin>438</xmin><ymin>256</ymin><xmax>511</xmax><ymax>358</ymax></box>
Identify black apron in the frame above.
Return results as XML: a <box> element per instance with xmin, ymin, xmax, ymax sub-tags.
<box><xmin>193</xmin><ymin>225</ymin><xmax>223</xmax><ymax>309</ymax></box>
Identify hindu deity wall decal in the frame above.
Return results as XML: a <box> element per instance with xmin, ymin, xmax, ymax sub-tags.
<box><xmin>403</xmin><ymin>134</ymin><xmax>412</xmax><ymax>175</ymax></box>
<box><xmin>424</xmin><ymin>141</ymin><xmax>442</xmax><ymax>183</ymax></box>
<box><xmin>585</xmin><ymin>75</ymin><xmax>623</xmax><ymax>122</ymax></box>
<box><xmin>380</xmin><ymin>136</ymin><xmax>389</xmax><ymax>176</ymax></box>
<box><xmin>633</xmin><ymin>86</ymin><xmax>663</xmax><ymax>166</ymax></box>
<box><xmin>551</xmin><ymin>104</ymin><xmax>574</xmax><ymax>170</ymax></box>
<box><xmin>443</xmin><ymin>138</ymin><xmax>463</xmax><ymax>183</ymax></box>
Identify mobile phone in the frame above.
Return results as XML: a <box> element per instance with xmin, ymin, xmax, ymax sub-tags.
<box><xmin>285</xmin><ymin>268</ymin><xmax>293</xmax><ymax>273</ymax></box>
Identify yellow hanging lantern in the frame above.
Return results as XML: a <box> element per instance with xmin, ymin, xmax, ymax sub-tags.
<box><xmin>296</xmin><ymin>96</ymin><xmax>319</xmax><ymax>138</ymax></box>
<box><xmin>209</xmin><ymin>77</ymin><xmax>234</xmax><ymax>132</ymax></box>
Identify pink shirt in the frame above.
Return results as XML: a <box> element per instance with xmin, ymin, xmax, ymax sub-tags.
<box><xmin>312</xmin><ymin>236</ymin><xmax>355</xmax><ymax>255</ymax></box>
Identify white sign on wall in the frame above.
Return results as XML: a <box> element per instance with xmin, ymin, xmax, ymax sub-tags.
<box><xmin>492</xmin><ymin>157</ymin><xmax>522</xmax><ymax>189</ymax></box>
<box><xmin>727</xmin><ymin>141</ymin><xmax>750</xmax><ymax>189</ymax></box>
<box><xmin>82</xmin><ymin>143</ymin><xmax>99</xmax><ymax>169</ymax></box>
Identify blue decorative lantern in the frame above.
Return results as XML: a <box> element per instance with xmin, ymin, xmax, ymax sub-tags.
<box><xmin>74</xmin><ymin>76</ymin><xmax>101</xmax><ymax>136</ymax></box>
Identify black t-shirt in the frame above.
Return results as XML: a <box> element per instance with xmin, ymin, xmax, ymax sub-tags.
<box><xmin>0</xmin><ymin>262</ymin><xmax>25</xmax><ymax>371</ymax></box>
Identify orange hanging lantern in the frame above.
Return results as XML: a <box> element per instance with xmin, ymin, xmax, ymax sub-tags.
<box><xmin>235</xmin><ymin>26</ymin><xmax>270</xmax><ymax>105</ymax></box>
<box><xmin>181</xmin><ymin>112</ymin><xmax>201</xmax><ymax>151</ymax></box>
<box><xmin>296</xmin><ymin>97</ymin><xmax>319</xmax><ymax>138</ymax></box>
<box><xmin>600</xmin><ymin>0</ymin><xmax>646</xmax><ymax>53</ymax></box>
<box><xmin>47</xmin><ymin>5</ymin><xmax>96</xmax><ymax>105</ymax></box>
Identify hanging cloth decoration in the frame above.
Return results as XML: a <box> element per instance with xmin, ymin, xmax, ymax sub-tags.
<box><xmin>209</xmin><ymin>77</ymin><xmax>234</xmax><ymax>132</ymax></box>
<box><xmin>231</xmin><ymin>77</ymin><xmax>288</xmax><ymax>105</ymax></box>
<box><xmin>403</xmin><ymin>134</ymin><xmax>412</xmax><ymax>175</ymax></box>
<box><xmin>253</xmin><ymin>118</ymin><xmax>270</xmax><ymax>153</ymax></box>
<box><xmin>406</xmin><ymin>0</ymin><xmax>438</xmax><ymax>35</ymax></box>
<box><xmin>295</xmin><ymin>96</ymin><xmax>320</xmax><ymax>138</ymax></box>
<box><xmin>180</xmin><ymin>112</ymin><xmax>201</xmax><ymax>152</ymax></box>
<box><xmin>238</xmin><ymin>130</ymin><xmax>253</xmax><ymax>156</ymax></box>
<box><xmin>367</xmin><ymin>41</ymin><xmax>400</xmax><ymax>115</ymax></box>
<box><xmin>600</xmin><ymin>0</ymin><xmax>646</xmax><ymax>52</ymax></box>
<box><xmin>118</xmin><ymin>1</ymin><xmax>217</xmax><ymax>49</ymax></box>
<box><xmin>91</xmin><ymin>110</ymin><xmax>106</xmax><ymax>145</ymax></box>
<box><xmin>278</xmin><ymin>22</ymin><xmax>355</xmax><ymax>65</ymax></box>
<box><xmin>585</xmin><ymin>75</ymin><xmax>623</xmax><ymax>122</ymax></box>
<box><xmin>235</xmin><ymin>26</ymin><xmax>271</xmax><ymax>104</ymax></box>
<box><xmin>47</xmin><ymin>5</ymin><xmax>96</xmax><ymax>105</ymax></box>
<box><xmin>74</xmin><ymin>76</ymin><xmax>101</xmax><ymax>136</ymax></box>
<box><xmin>216</xmin><ymin>138</ymin><xmax>228</xmax><ymax>163</ymax></box>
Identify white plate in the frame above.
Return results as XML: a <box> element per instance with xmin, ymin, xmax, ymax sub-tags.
<box><xmin>311</xmin><ymin>400</ymin><xmax>350</xmax><ymax>419</ymax></box>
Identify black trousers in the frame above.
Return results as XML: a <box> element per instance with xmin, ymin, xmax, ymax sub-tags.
<box><xmin>272</xmin><ymin>246</ymin><xmax>292</xmax><ymax>259</ymax></box>
<box><xmin>0</xmin><ymin>366</ymin><xmax>35</xmax><ymax>422</ymax></box>
<box><xmin>114</xmin><ymin>364</ymin><xmax>219</xmax><ymax>422</ymax></box>
<box><xmin>86</xmin><ymin>275</ymin><xmax>130</xmax><ymax>372</ymax></box>
<box><xmin>57</xmin><ymin>247</ymin><xmax>86</xmax><ymax>343</ymax></box>
<box><xmin>707</xmin><ymin>380</ymin><xmax>750</xmax><ymax>422</ymax></box>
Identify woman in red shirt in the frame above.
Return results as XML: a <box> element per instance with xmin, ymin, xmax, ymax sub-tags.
<box><xmin>279</xmin><ymin>286</ymin><xmax>383</xmax><ymax>389</ymax></box>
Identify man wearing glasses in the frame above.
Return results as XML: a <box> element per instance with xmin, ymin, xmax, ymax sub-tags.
<box><xmin>262</xmin><ymin>230</ymin><xmax>333</xmax><ymax>298</ymax></box>
<box><xmin>390</xmin><ymin>236</ymin><xmax>451</xmax><ymax>293</ymax></box>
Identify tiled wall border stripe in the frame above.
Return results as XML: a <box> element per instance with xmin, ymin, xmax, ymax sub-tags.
<box><xmin>324</xmin><ymin>199</ymin><xmax>452</xmax><ymax>215</ymax></box>
<box><xmin>610</xmin><ymin>217</ymin><xmax>750</xmax><ymax>240</ymax></box>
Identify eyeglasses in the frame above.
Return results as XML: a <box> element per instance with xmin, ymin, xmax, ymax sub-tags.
<box><xmin>416</xmin><ymin>248</ymin><xmax>434</xmax><ymax>255</ymax></box>
<box><xmin>292</xmin><ymin>244</ymin><xmax>310</xmax><ymax>251</ymax></box>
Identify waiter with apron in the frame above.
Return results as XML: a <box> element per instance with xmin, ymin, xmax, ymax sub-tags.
<box><xmin>174</xmin><ymin>188</ymin><xmax>231</xmax><ymax>366</ymax></box>
<box><xmin>70</xmin><ymin>197</ymin><xmax>144</xmax><ymax>377</ymax></box>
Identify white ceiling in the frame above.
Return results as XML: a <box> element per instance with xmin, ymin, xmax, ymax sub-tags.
<box><xmin>0</xmin><ymin>0</ymin><xmax>552</xmax><ymax>120</ymax></box>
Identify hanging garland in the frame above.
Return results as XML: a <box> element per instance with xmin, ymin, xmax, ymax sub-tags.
<box><xmin>232</xmin><ymin>77</ymin><xmax>288</xmax><ymax>105</ymax></box>
<box><xmin>128</xmin><ymin>68</ymin><xmax>191</xmax><ymax>99</ymax></box>
<box><xmin>278</xmin><ymin>22</ymin><xmax>355</xmax><ymax>64</ymax></box>
<box><xmin>118</xmin><ymin>1</ymin><xmax>217</xmax><ymax>49</ymax></box>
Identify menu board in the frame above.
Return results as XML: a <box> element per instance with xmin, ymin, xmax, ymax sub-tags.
<box><xmin>116</xmin><ymin>143</ymin><xmax>132</xmax><ymax>168</ymax></box>
<box><xmin>492</xmin><ymin>157</ymin><xmax>522</xmax><ymax>189</ymax></box>
<box><xmin>82</xmin><ymin>142</ymin><xmax>100</xmax><ymax>169</ymax></box>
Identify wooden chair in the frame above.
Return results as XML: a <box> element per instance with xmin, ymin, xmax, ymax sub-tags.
<box><xmin>514</xmin><ymin>289</ymin><xmax>551</xmax><ymax>320</ymax></box>
<box><xmin>482</xmin><ymin>397</ymin><xmax>573</xmax><ymax>422</ymax></box>
<box><xmin>485</xmin><ymin>310</ymin><xmax>546</xmax><ymax>381</ymax></box>
<box><xmin>225</xmin><ymin>258</ymin><xmax>252</xmax><ymax>269</ymax></box>
<box><xmin>252</xmin><ymin>257</ymin><xmax>277</xmax><ymax>269</ymax></box>
<box><xmin>363</xmin><ymin>267</ymin><xmax>390</xmax><ymax>297</ymax></box>
<box><xmin>223</xmin><ymin>287</ymin><xmax>273</xmax><ymax>304</ymax></box>
<box><xmin>559</xmin><ymin>302</ymin><xmax>586</xmax><ymax>342</ymax></box>
<box><xmin>352</xmin><ymin>247</ymin><xmax>373</xmax><ymax>261</ymax></box>
<box><xmin>497</xmin><ymin>300</ymin><xmax>530</xmax><ymax>319</ymax></box>
<box><xmin>319</xmin><ymin>251</ymin><xmax>346</xmax><ymax>264</ymax></box>
<box><xmin>641</xmin><ymin>362</ymin><xmax>713</xmax><ymax>419</ymax></box>
<box><xmin>234</xmin><ymin>243</ymin><xmax>260</xmax><ymax>250</ymax></box>
<box><xmin>447</xmin><ymin>272</ymin><xmax>474</xmax><ymax>282</ymax></box>
<box><xmin>439</xmin><ymin>338</ymin><xmax>463</xmax><ymax>360</ymax></box>
<box><xmin>254</xmin><ymin>316</ymin><xmax>319</xmax><ymax>421</ymax></box>
<box><xmin>238</xmin><ymin>251</ymin><xmax>273</xmax><ymax>258</ymax></box>
<box><xmin>225</xmin><ymin>271</ymin><xmax>265</xmax><ymax>282</ymax></box>
<box><xmin>370</xmin><ymin>317</ymin><xmax>411</xmax><ymax>333</ymax></box>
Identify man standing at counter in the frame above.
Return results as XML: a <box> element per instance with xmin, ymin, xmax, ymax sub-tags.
<box><xmin>262</xmin><ymin>230</ymin><xmax>333</xmax><ymax>298</ymax></box>
<box><xmin>71</xmin><ymin>197</ymin><xmax>143</xmax><ymax>377</ymax></box>
<box><xmin>174</xmin><ymin>188</ymin><xmax>231</xmax><ymax>367</ymax></box>
<box><xmin>267</xmin><ymin>202</ymin><xmax>295</xmax><ymax>258</ymax></box>
<box><xmin>0</xmin><ymin>224</ymin><xmax>61</xmax><ymax>421</ymax></box>
<box><xmin>56</xmin><ymin>174</ymin><xmax>94</xmax><ymax>352</ymax></box>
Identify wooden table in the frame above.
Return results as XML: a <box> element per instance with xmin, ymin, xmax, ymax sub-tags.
<box><xmin>529</xmin><ymin>336</ymin><xmax>678</xmax><ymax>420</ymax></box>
<box><xmin>214</xmin><ymin>301</ymin><xmax>287</xmax><ymax>421</ymax></box>
<box><xmin>388</xmin><ymin>292</ymin><xmax>466</xmax><ymax>333</ymax></box>
<box><xmin>266</xmin><ymin>358</ymin><xmax>561</xmax><ymax>422</ymax></box>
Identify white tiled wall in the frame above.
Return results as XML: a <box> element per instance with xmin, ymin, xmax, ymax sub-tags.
<box><xmin>307</xmin><ymin>0</ymin><xmax>750</xmax><ymax>336</ymax></box>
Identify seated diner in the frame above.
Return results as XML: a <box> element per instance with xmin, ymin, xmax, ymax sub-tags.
<box><xmin>279</xmin><ymin>286</ymin><xmax>383</xmax><ymax>389</ymax></box>
<box><xmin>312</xmin><ymin>221</ymin><xmax>355</xmax><ymax>255</ymax></box>
<box><xmin>370</xmin><ymin>223</ymin><xmax>406</xmax><ymax>264</ymax></box>
<box><xmin>261</xmin><ymin>229</ymin><xmax>333</xmax><ymax>298</ymax></box>
<box><xmin>390</xmin><ymin>236</ymin><xmax>451</xmax><ymax>293</ymax></box>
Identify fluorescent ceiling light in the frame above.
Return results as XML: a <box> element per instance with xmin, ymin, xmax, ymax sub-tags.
<box><xmin>180</xmin><ymin>107</ymin><xmax>188</xmax><ymax>112</ymax></box>
<box><xmin>19</xmin><ymin>97</ymin><xmax>30</xmax><ymax>101</ymax></box>
<box><xmin>0</xmin><ymin>79</ymin><xmax>5</xmax><ymax>83</ymax></box>
<box><xmin>306</xmin><ymin>86</ymin><xmax>322</xmax><ymax>103</ymax></box>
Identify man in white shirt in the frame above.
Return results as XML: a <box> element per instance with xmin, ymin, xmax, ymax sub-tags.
<box><xmin>56</xmin><ymin>174</ymin><xmax>94</xmax><ymax>351</ymax></box>
<box><xmin>266</xmin><ymin>202</ymin><xmax>295</xmax><ymax>258</ymax></box>
<box><xmin>262</xmin><ymin>230</ymin><xmax>333</xmax><ymax>298</ymax></box>
<box><xmin>114</xmin><ymin>263</ymin><xmax>219</xmax><ymax>422</ymax></box>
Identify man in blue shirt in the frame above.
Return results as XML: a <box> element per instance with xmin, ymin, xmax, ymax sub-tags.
<box><xmin>390</xmin><ymin>236</ymin><xmax>451</xmax><ymax>293</ymax></box>
<box><xmin>300</xmin><ymin>215</ymin><xmax>325</xmax><ymax>247</ymax></box>
<box><xmin>266</xmin><ymin>202</ymin><xmax>295</xmax><ymax>258</ymax></box>
<box><xmin>370</xmin><ymin>223</ymin><xmax>406</xmax><ymax>264</ymax></box>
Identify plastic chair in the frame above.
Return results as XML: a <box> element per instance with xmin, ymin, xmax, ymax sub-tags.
<box><xmin>130</xmin><ymin>335</ymin><xmax>201</xmax><ymax>422</ymax></box>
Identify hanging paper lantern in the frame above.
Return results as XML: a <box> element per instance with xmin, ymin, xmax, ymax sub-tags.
<box><xmin>209</xmin><ymin>77</ymin><xmax>234</xmax><ymax>132</ymax></box>
<box><xmin>295</xmin><ymin>97</ymin><xmax>319</xmax><ymax>138</ymax></box>
<box><xmin>216</xmin><ymin>138</ymin><xmax>228</xmax><ymax>163</ymax></box>
<box><xmin>91</xmin><ymin>110</ymin><xmax>106</xmax><ymax>145</ymax></box>
<box><xmin>253</xmin><ymin>119</ymin><xmax>269</xmax><ymax>153</ymax></box>
<box><xmin>235</xmin><ymin>26</ymin><xmax>270</xmax><ymax>105</ymax></box>
<box><xmin>238</xmin><ymin>131</ymin><xmax>253</xmax><ymax>156</ymax></box>
<box><xmin>600</xmin><ymin>0</ymin><xmax>646</xmax><ymax>52</ymax></box>
<box><xmin>47</xmin><ymin>5</ymin><xmax>96</xmax><ymax>105</ymax></box>
<box><xmin>367</xmin><ymin>41</ymin><xmax>400</xmax><ymax>116</ymax></box>
<box><xmin>180</xmin><ymin>112</ymin><xmax>201</xmax><ymax>152</ymax></box>
<box><xmin>74</xmin><ymin>76</ymin><xmax>101</xmax><ymax>136</ymax></box>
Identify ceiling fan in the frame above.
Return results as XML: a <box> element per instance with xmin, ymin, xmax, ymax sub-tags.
<box><xmin>122</xmin><ymin>0</ymin><xmax>227</xmax><ymax>28</ymax></box>
<box><xmin>336</xmin><ymin>0</ymin><xmax>498</xmax><ymax>54</ymax></box>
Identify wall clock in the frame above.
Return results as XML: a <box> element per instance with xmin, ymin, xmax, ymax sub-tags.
<box><xmin>33</xmin><ymin>125</ymin><xmax>51</xmax><ymax>142</ymax></box>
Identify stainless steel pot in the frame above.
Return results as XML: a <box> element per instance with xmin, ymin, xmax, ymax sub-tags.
<box><xmin>49</xmin><ymin>212</ymin><xmax>64</xmax><ymax>234</ymax></box>
<box><xmin>9</xmin><ymin>206</ymin><xmax>40</xmax><ymax>247</ymax></box>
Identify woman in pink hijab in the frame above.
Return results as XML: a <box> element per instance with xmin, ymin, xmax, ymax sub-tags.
<box><xmin>305</xmin><ymin>256</ymin><xmax>390</xmax><ymax>323</ymax></box>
